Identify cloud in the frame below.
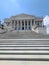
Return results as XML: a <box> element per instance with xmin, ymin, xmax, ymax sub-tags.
<box><xmin>43</xmin><ymin>15</ymin><xmax>49</xmax><ymax>34</ymax></box>
<box><xmin>43</xmin><ymin>15</ymin><xmax>49</xmax><ymax>26</ymax></box>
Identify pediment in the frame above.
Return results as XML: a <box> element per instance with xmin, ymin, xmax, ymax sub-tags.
<box><xmin>11</xmin><ymin>13</ymin><xmax>35</xmax><ymax>20</ymax></box>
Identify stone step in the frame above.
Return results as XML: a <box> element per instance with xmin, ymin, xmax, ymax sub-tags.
<box><xmin>0</xmin><ymin>44</ymin><xmax>49</xmax><ymax>46</ymax></box>
<box><xmin>0</xmin><ymin>55</ymin><xmax>48</xmax><ymax>59</ymax></box>
<box><xmin>0</xmin><ymin>40</ymin><xmax>49</xmax><ymax>45</ymax></box>
<box><xmin>0</xmin><ymin>61</ymin><xmax>49</xmax><ymax>65</ymax></box>
<box><xmin>0</xmin><ymin>40</ymin><xmax>49</xmax><ymax>63</ymax></box>
<box><xmin>0</xmin><ymin>47</ymin><xmax>49</xmax><ymax>50</ymax></box>
<box><xmin>0</xmin><ymin>50</ymin><xmax>49</xmax><ymax>53</ymax></box>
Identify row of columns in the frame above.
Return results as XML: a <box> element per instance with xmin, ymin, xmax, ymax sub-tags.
<box><xmin>11</xmin><ymin>19</ymin><xmax>35</xmax><ymax>30</ymax></box>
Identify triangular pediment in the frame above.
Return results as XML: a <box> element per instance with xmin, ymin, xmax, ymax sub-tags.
<box><xmin>11</xmin><ymin>13</ymin><xmax>36</xmax><ymax>20</ymax></box>
<box><xmin>15</xmin><ymin>13</ymin><xmax>35</xmax><ymax>17</ymax></box>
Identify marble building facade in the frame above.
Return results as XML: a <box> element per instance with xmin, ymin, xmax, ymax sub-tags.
<box><xmin>4</xmin><ymin>13</ymin><xmax>43</xmax><ymax>31</ymax></box>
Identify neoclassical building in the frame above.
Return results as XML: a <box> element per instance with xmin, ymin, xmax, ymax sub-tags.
<box><xmin>4</xmin><ymin>13</ymin><xmax>43</xmax><ymax>31</ymax></box>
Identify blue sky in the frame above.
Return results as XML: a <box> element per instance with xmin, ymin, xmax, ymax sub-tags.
<box><xmin>0</xmin><ymin>0</ymin><xmax>49</xmax><ymax>20</ymax></box>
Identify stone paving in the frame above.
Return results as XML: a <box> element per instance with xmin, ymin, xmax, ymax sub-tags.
<box><xmin>0</xmin><ymin>31</ymin><xmax>49</xmax><ymax>39</ymax></box>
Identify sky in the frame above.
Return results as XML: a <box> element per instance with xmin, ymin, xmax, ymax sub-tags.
<box><xmin>0</xmin><ymin>0</ymin><xmax>49</xmax><ymax>21</ymax></box>
<box><xmin>43</xmin><ymin>15</ymin><xmax>49</xmax><ymax>34</ymax></box>
<box><xmin>0</xmin><ymin>0</ymin><xmax>49</xmax><ymax>34</ymax></box>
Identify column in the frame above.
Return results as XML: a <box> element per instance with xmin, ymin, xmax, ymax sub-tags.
<box><xmin>21</xmin><ymin>21</ymin><xmax>22</xmax><ymax>28</ymax></box>
<box><xmin>11</xmin><ymin>20</ymin><xmax>12</xmax><ymax>28</ymax></box>
<box><xmin>18</xmin><ymin>21</ymin><xmax>20</xmax><ymax>30</ymax></box>
<box><xmin>10</xmin><ymin>20</ymin><xmax>13</xmax><ymax>30</ymax></box>
<box><xmin>19</xmin><ymin>21</ymin><xmax>20</xmax><ymax>30</ymax></box>
<box><xmin>14</xmin><ymin>20</ymin><xmax>15</xmax><ymax>30</ymax></box>
<box><xmin>17</xmin><ymin>20</ymin><xmax>19</xmax><ymax>30</ymax></box>
<box><xmin>20</xmin><ymin>21</ymin><xmax>21</xmax><ymax>30</ymax></box>
<box><xmin>20</xmin><ymin>20</ymin><xmax>22</xmax><ymax>30</ymax></box>
<box><xmin>30</xmin><ymin>20</ymin><xmax>32</xmax><ymax>30</ymax></box>
<box><xmin>15</xmin><ymin>21</ymin><xmax>17</xmax><ymax>30</ymax></box>
<box><xmin>18</xmin><ymin>21</ymin><xmax>19</xmax><ymax>30</ymax></box>
<box><xmin>27</xmin><ymin>20</ymin><xmax>28</xmax><ymax>30</ymax></box>
<box><xmin>17</xmin><ymin>20</ymin><xmax>18</xmax><ymax>30</ymax></box>
<box><xmin>34</xmin><ymin>19</ymin><xmax>35</xmax><ymax>25</ymax></box>
<box><xmin>24</xmin><ymin>20</ymin><xmax>25</xmax><ymax>30</ymax></box>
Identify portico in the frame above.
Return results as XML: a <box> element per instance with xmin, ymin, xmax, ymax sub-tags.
<box><xmin>4</xmin><ymin>13</ymin><xmax>43</xmax><ymax>31</ymax></box>
<box><xmin>12</xmin><ymin>19</ymin><xmax>35</xmax><ymax>30</ymax></box>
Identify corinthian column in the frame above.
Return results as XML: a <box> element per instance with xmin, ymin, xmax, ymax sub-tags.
<box><xmin>10</xmin><ymin>20</ymin><xmax>13</xmax><ymax>30</ymax></box>
<box><xmin>20</xmin><ymin>20</ymin><xmax>22</xmax><ymax>30</ymax></box>
<box><xmin>34</xmin><ymin>19</ymin><xmax>35</xmax><ymax>25</ymax></box>
<box><xmin>11</xmin><ymin>20</ymin><xmax>12</xmax><ymax>28</ymax></box>
<box><xmin>17</xmin><ymin>20</ymin><xmax>18</xmax><ymax>30</ymax></box>
<box><xmin>14</xmin><ymin>20</ymin><xmax>15</xmax><ymax>30</ymax></box>
<box><xmin>24</xmin><ymin>20</ymin><xmax>25</xmax><ymax>30</ymax></box>
<box><xmin>27</xmin><ymin>20</ymin><xmax>28</xmax><ymax>30</ymax></box>
<box><xmin>30</xmin><ymin>20</ymin><xmax>32</xmax><ymax>30</ymax></box>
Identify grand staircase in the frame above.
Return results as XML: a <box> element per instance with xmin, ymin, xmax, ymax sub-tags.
<box><xmin>0</xmin><ymin>40</ymin><xmax>49</xmax><ymax>61</ymax></box>
<box><xmin>0</xmin><ymin>39</ymin><xmax>49</xmax><ymax>61</ymax></box>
